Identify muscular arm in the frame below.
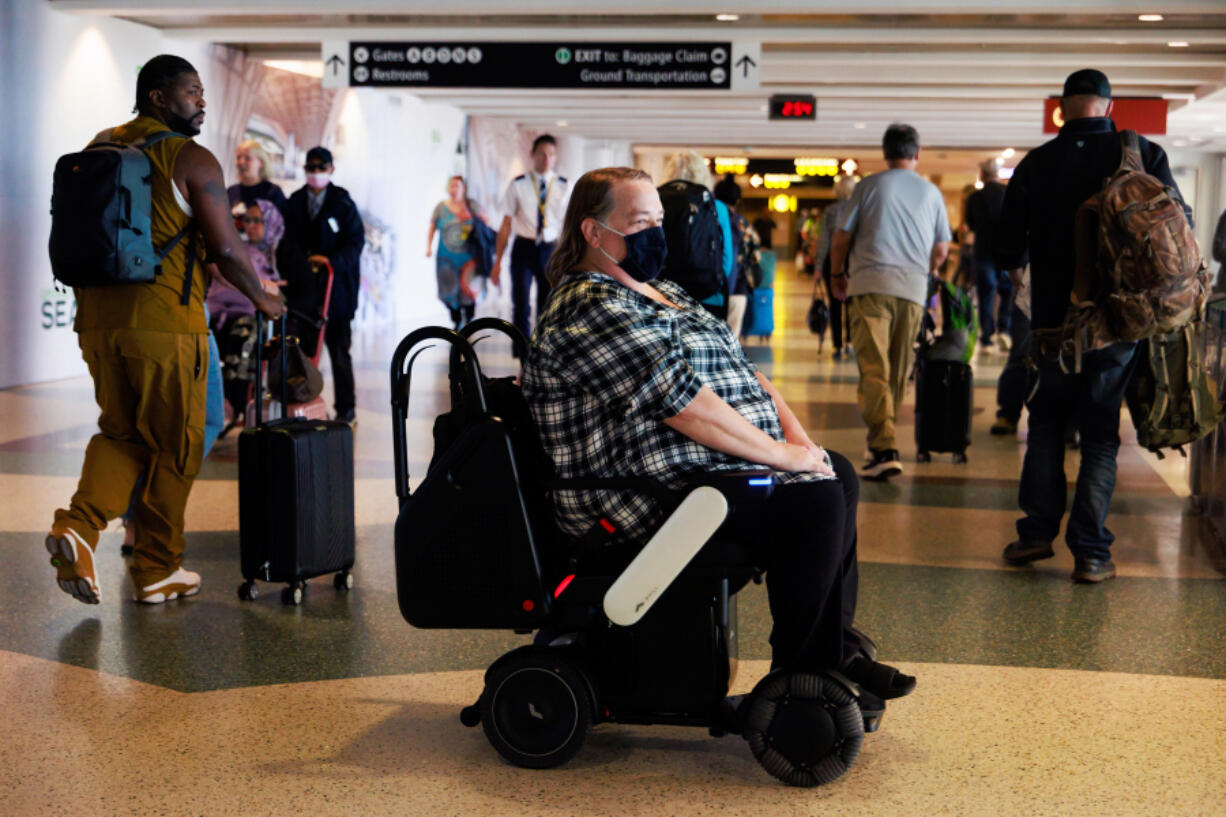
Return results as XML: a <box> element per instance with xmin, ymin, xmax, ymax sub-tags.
<box><xmin>492</xmin><ymin>215</ymin><xmax>513</xmax><ymax>285</ymax></box>
<box><xmin>177</xmin><ymin>143</ymin><xmax>283</xmax><ymax>318</ymax></box>
<box><xmin>663</xmin><ymin>386</ymin><xmax>830</xmax><ymax>475</ymax></box>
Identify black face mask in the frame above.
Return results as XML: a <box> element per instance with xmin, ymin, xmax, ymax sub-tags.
<box><xmin>165</xmin><ymin>111</ymin><xmax>201</xmax><ymax>136</ymax></box>
<box><xmin>598</xmin><ymin>222</ymin><xmax>668</xmax><ymax>283</ymax></box>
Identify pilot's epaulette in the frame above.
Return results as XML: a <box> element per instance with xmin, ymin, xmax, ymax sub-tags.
<box><xmin>558</xmin><ymin>176</ymin><xmax>568</xmax><ymax>184</ymax></box>
<box><xmin>513</xmin><ymin>174</ymin><xmax>526</xmax><ymax>182</ymax></box>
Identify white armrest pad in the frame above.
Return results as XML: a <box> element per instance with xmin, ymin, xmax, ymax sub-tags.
<box><xmin>602</xmin><ymin>486</ymin><xmax>730</xmax><ymax>627</ymax></box>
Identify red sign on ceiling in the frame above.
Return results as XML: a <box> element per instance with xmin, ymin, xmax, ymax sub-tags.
<box><xmin>1043</xmin><ymin>97</ymin><xmax>1167</xmax><ymax>135</ymax></box>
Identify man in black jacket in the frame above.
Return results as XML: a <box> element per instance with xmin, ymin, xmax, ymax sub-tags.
<box><xmin>278</xmin><ymin>147</ymin><xmax>365</xmax><ymax>425</ymax></box>
<box><xmin>965</xmin><ymin>159</ymin><xmax>1011</xmax><ymax>352</ymax></box>
<box><xmin>995</xmin><ymin>69</ymin><xmax>1191</xmax><ymax>583</ymax></box>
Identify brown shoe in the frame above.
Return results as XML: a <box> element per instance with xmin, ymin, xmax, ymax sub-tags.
<box><xmin>46</xmin><ymin>527</ymin><xmax>101</xmax><ymax>605</ymax></box>
<box><xmin>132</xmin><ymin>568</ymin><xmax>202</xmax><ymax>604</ymax></box>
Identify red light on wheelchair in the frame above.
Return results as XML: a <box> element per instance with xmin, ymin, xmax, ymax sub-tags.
<box><xmin>554</xmin><ymin>574</ymin><xmax>576</xmax><ymax>598</ymax></box>
<box><xmin>522</xmin><ymin>599</ymin><xmax>535</xmax><ymax>611</ymax></box>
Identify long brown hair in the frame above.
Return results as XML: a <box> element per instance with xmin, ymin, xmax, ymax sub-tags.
<box><xmin>546</xmin><ymin>167</ymin><xmax>652</xmax><ymax>286</ymax></box>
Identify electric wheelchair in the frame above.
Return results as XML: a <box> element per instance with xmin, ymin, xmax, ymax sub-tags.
<box><xmin>390</xmin><ymin>319</ymin><xmax>885</xmax><ymax>787</ymax></box>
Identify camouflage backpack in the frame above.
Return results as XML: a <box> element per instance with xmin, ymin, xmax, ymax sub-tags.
<box><xmin>1125</xmin><ymin>321</ymin><xmax>1223</xmax><ymax>457</ymax></box>
<box><xmin>1066</xmin><ymin>130</ymin><xmax>1210</xmax><ymax>358</ymax></box>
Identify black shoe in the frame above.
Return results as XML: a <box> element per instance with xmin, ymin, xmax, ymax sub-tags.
<box><xmin>1071</xmin><ymin>557</ymin><xmax>1116</xmax><ymax>583</ymax></box>
<box><xmin>859</xmin><ymin>448</ymin><xmax>902</xmax><ymax>481</ymax></box>
<box><xmin>337</xmin><ymin>409</ymin><xmax>357</xmax><ymax>427</ymax></box>
<box><xmin>990</xmin><ymin>416</ymin><xmax>1018</xmax><ymax>436</ymax></box>
<box><xmin>833</xmin><ymin>348</ymin><xmax>843</xmax><ymax>360</ymax></box>
<box><xmin>1002</xmin><ymin>540</ymin><xmax>1055</xmax><ymax>566</ymax></box>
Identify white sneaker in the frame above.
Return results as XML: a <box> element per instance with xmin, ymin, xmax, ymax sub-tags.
<box><xmin>46</xmin><ymin>526</ymin><xmax>101</xmax><ymax>605</ymax></box>
<box><xmin>997</xmin><ymin>332</ymin><xmax>1012</xmax><ymax>353</ymax></box>
<box><xmin>133</xmin><ymin>568</ymin><xmax>202</xmax><ymax>604</ymax></box>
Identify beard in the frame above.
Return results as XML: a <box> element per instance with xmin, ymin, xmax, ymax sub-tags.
<box><xmin>166</xmin><ymin>110</ymin><xmax>202</xmax><ymax>136</ymax></box>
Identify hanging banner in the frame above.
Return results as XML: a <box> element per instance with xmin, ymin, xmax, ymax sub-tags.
<box><xmin>1043</xmin><ymin>97</ymin><xmax>1168</xmax><ymax>135</ymax></box>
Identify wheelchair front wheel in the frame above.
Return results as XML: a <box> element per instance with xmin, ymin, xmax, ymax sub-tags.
<box><xmin>480</xmin><ymin>650</ymin><xmax>593</xmax><ymax>769</ymax></box>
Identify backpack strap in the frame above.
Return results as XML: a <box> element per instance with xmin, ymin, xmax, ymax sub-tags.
<box><xmin>179</xmin><ymin>227</ymin><xmax>197</xmax><ymax>306</ymax></box>
<box><xmin>1119</xmin><ymin>130</ymin><xmax>1144</xmax><ymax>174</ymax></box>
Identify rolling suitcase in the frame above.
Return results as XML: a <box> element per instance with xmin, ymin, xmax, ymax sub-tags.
<box><xmin>914</xmin><ymin>356</ymin><xmax>972</xmax><ymax>464</ymax></box>
<box><xmin>237</xmin><ymin>314</ymin><xmax>355</xmax><ymax>606</ymax></box>
<box><xmin>742</xmin><ymin>288</ymin><xmax>774</xmax><ymax>341</ymax></box>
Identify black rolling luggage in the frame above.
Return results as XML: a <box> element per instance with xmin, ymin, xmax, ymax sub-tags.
<box><xmin>238</xmin><ymin>314</ymin><xmax>355</xmax><ymax>605</ymax></box>
<box><xmin>914</xmin><ymin>356</ymin><xmax>973</xmax><ymax>464</ymax></box>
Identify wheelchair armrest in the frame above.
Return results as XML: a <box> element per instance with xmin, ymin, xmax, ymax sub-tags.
<box><xmin>602</xmin><ymin>486</ymin><xmax>730</xmax><ymax>627</ymax></box>
<box><xmin>546</xmin><ymin>476</ymin><xmax>677</xmax><ymax>508</ymax></box>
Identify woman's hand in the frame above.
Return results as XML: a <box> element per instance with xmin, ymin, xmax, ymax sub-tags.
<box><xmin>773</xmin><ymin>441</ymin><xmax>835</xmax><ymax>477</ymax></box>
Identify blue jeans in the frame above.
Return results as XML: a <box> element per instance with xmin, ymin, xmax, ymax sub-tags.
<box><xmin>995</xmin><ymin>305</ymin><xmax>1032</xmax><ymax>422</ymax></box>
<box><xmin>975</xmin><ymin>253</ymin><xmax>1013</xmax><ymax>343</ymax></box>
<box><xmin>1016</xmin><ymin>341</ymin><xmax>1138</xmax><ymax>561</ymax></box>
<box><xmin>202</xmin><ymin>329</ymin><xmax>224</xmax><ymax>455</ymax></box>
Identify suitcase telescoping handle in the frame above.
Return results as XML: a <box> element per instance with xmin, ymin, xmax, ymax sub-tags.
<box><xmin>254</xmin><ymin>312</ymin><xmax>290</xmax><ymax>426</ymax></box>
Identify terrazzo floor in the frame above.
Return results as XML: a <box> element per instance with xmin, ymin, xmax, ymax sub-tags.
<box><xmin>2</xmin><ymin>262</ymin><xmax>1223</xmax><ymax>816</ymax></box>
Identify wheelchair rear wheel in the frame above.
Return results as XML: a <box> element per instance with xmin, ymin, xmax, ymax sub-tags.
<box><xmin>480</xmin><ymin>649</ymin><xmax>593</xmax><ymax>769</ymax></box>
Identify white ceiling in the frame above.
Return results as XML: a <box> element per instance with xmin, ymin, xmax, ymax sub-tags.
<box><xmin>52</xmin><ymin>0</ymin><xmax>1226</xmax><ymax>152</ymax></box>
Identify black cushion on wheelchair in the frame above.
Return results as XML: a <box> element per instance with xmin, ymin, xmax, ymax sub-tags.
<box><xmin>742</xmin><ymin>671</ymin><xmax>865</xmax><ymax>788</ymax></box>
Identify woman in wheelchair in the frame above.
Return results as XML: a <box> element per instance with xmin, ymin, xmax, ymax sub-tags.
<box><xmin>522</xmin><ymin>167</ymin><xmax>917</xmax><ymax>707</ymax></box>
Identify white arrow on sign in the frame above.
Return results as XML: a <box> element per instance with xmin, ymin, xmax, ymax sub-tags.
<box><xmin>321</xmin><ymin>41</ymin><xmax>349</xmax><ymax>89</ymax></box>
<box><xmin>730</xmin><ymin>41</ymin><xmax>761</xmax><ymax>91</ymax></box>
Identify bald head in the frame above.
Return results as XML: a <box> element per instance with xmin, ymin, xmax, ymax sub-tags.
<box><xmin>1060</xmin><ymin>94</ymin><xmax>1112</xmax><ymax>123</ymax></box>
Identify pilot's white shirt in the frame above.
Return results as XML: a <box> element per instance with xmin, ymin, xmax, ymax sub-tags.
<box><xmin>502</xmin><ymin>170</ymin><xmax>570</xmax><ymax>244</ymax></box>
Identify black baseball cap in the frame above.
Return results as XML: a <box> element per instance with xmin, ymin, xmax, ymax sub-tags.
<box><xmin>1063</xmin><ymin>69</ymin><xmax>1112</xmax><ymax>99</ymax></box>
<box><xmin>305</xmin><ymin>146</ymin><xmax>333</xmax><ymax>166</ymax></box>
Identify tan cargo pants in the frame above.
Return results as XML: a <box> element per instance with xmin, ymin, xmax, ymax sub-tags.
<box><xmin>847</xmin><ymin>293</ymin><xmax>925</xmax><ymax>453</ymax></box>
<box><xmin>54</xmin><ymin>329</ymin><xmax>207</xmax><ymax>587</ymax></box>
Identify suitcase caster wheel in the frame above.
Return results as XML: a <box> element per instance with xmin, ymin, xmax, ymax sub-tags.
<box><xmin>333</xmin><ymin>571</ymin><xmax>353</xmax><ymax>592</ymax></box>
<box><xmin>281</xmin><ymin>585</ymin><xmax>303</xmax><ymax>606</ymax></box>
<box><xmin>916</xmin><ymin>451</ymin><xmax>932</xmax><ymax>463</ymax></box>
<box><xmin>238</xmin><ymin>581</ymin><xmax>258</xmax><ymax>601</ymax></box>
<box><xmin>952</xmin><ymin>452</ymin><xmax>968</xmax><ymax>464</ymax></box>
<box><xmin>120</xmin><ymin>544</ymin><xmax>134</xmax><ymax>557</ymax></box>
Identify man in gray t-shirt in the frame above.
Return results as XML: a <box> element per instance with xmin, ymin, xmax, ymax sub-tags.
<box><xmin>831</xmin><ymin>124</ymin><xmax>952</xmax><ymax>480</ymax></box>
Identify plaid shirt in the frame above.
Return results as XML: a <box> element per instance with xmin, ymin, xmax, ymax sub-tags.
<box><xmin>523</xmin><ymin>271</ymin><xmax>818</xmax><ymax>541</ymax></box>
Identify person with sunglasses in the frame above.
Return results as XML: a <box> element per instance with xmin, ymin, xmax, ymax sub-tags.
<box><xmin>278</xmin><ymin>146</ymin><xmax>365</xmax><ymax>426</ymax></box>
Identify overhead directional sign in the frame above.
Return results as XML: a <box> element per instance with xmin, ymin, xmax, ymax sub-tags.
<box><xmin>321</xmin><ymin>41</ymin><xmax>760</xmax><ymax>90</ymax></box>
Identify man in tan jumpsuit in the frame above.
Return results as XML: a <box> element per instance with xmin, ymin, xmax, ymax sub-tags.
<box><xmin>48</xmin><ymin>55</ymin><xmax>284</xmax><ymax>605</ymax></box>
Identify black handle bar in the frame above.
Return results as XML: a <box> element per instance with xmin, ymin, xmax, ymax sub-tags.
<box><xmin>389</xmin><ymin>327</ymin><xmax>487</xmax><ymax>504</ymax></box>
<box><xmin>459</xmin><ymin>317</ymin><xmax>530</xmax><ymax>362</ymax></box>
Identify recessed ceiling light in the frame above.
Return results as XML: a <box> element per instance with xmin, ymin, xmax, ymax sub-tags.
<box><xmin>854</xmin><ymin>122</ymin><xmax>866</xmax><ymax>129</ymax></box>
<box><xmin>716</xmin><ymin>14</ymin><xmax>740</xmax><ymax>22</ymax></box>
<box><xmin>1002</xmin><ymin>147</ymin><xmax>1015</xmax><ymax>158</ymax></box>
<box><xmin>556</xmin><ymin>120</ymin><xmax>568</xmax><ymax>127</ymax></box>
<box><xmin>1168</xmin><ymin>41</ymin><xmax>1190</xmax><ymax>47</ymax></box>
<box><xmin>1172</xmin><ymin>139</ymin><xmax>1188</xmax><ymax>147</ymax></box>
<box><xmin>1138</xmin><ymin>13</ymin><xmax>1164</xmax><ymax>22</ymax></box>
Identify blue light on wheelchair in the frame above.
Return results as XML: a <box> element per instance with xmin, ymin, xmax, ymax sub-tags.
<box><xmin>747</xmin><ymin>477</ymin><xmax>774</xmax><ymax>487</ymax></box>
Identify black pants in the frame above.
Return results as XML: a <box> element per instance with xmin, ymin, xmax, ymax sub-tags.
<box><xmin>821</xmin><ymin>253</ymin><xmax>846</xmax><ymax>350</ymax></box>
<box><xmin>324</xmin><ymin>317</ymin><xmax>355</xmax><ymax>415</ymax></box>
<box><xmin>511</xmin><ymin>237</ymin><xmax>555</xmax><ymax>342</ymax></box>
<box><xmin>724</xmin><ymin>450</ymin><xmax>860</xmax><ymax>673</ymax></box>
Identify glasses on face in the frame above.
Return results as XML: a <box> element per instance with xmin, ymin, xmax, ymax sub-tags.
<box><xmin>304</xmin><ymin>163</ymin><xmax>329</xmax><ymax>172</ymax></box>
<box><xmin>243</xmin><ymin>217</ymin><xmax>264</xmax><ymax>224</ymax></box>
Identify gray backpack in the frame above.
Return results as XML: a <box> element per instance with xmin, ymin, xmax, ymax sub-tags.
<box><xmin>49</xmin><ymin>130</ymin><xmax>195</xmax><ymax>303</ymax></box>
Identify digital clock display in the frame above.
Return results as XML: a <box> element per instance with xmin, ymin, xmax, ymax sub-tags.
<box><xmin>769</xmin><ymin>94</ymin><xmax>817</xmax><ymax>120</ymax></box>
